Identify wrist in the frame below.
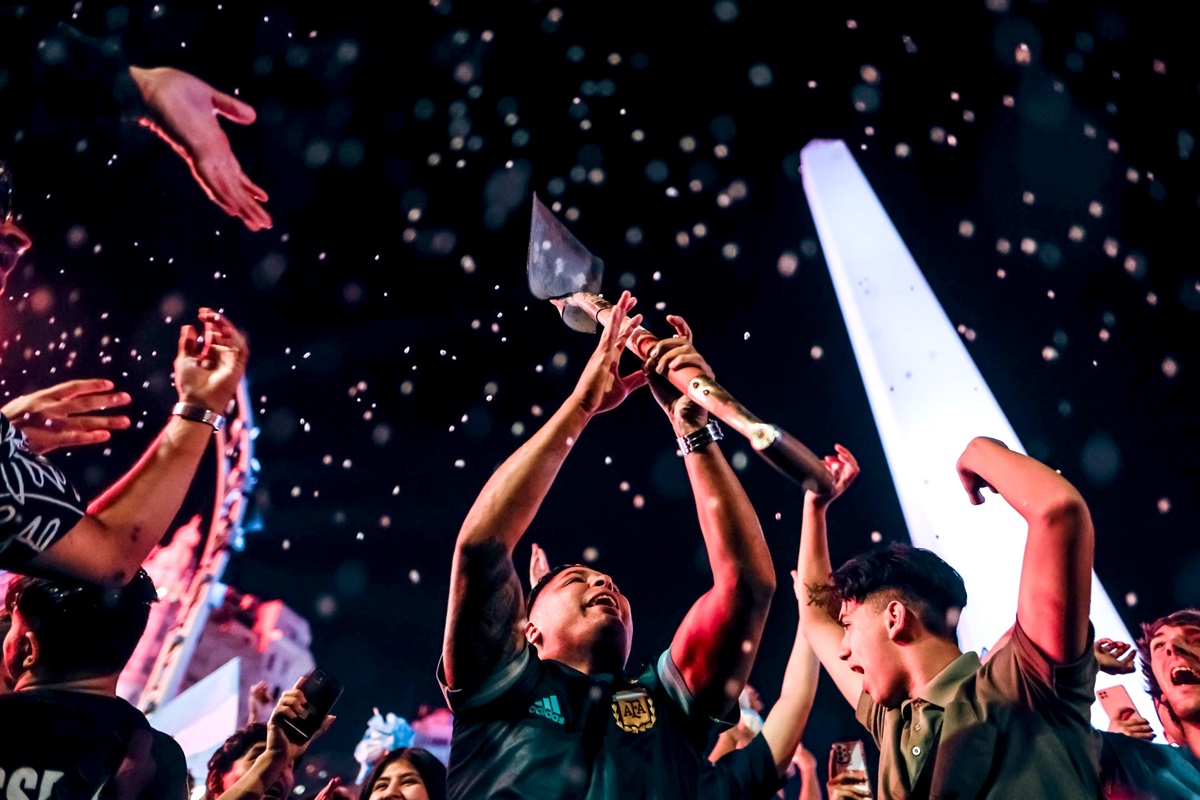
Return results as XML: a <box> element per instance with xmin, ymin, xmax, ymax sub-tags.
<box><xmin>670</xmin><ymin>411</ymin><xmax>710</xmax><ymax>438</ymax></box>
<box><xmin>172</xmin><ymin>401</ymin><xmax>226</xmax><ymax>431</ymax></box>
<box><xmin>805</xmin><ymin>488</ymin><xmax>832</xmax><ymax>511</ymax></box>
<box><xmin>250</xmin><ymin>748</ymin><xmax>290</xmax><ymax>784</ymax></box>
<box><xmin>676</xmin><ymin>420</ymin><xmax>723</xmax><ymax>454</ymax></box>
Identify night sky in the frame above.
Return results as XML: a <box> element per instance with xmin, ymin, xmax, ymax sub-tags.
<box><xmin>2</xmin><ymin>0</ymin><xmax>1197</xmax><ymax>789</ymax></box>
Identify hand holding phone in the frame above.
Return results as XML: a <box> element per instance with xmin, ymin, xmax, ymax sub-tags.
<box><xmin>274</xmin><ymin>668</ymin><xmax>343</xmax><ymax>746</ymax></box>
<box><xmin>828</xmin><ymin>740</ymin><xmax>872</xmax><ymax>800</ymax></box>
<box><xmin>1097</xmin><ymin>685</ymin><xmax>1155</xmax><ymax>741</ymax></box>
<box><xmin>1096</xmin><ymin>685</ymin><xmax>1136</xmax><ymax>722</ymax></box>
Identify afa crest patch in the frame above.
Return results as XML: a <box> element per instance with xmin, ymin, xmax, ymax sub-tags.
<box><xmin>611</xmin><ymin>687</ymin><xmax>656</xmax><ymax>733</ymax></box>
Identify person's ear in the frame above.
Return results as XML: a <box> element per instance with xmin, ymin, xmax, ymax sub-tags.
<box><xmin>525</xmin><ymin>619</ymin><xmax>541</xmax><ymax>648</ymax></box>
<box><xmin>884</xmin><ymin>600</ymin><xmax>909</xmax><ymax>642</ymax></box>
<box><xmin>20</xmin><ymin>629</ymin><xmax>39</xmax><ymax>669</ymax></box>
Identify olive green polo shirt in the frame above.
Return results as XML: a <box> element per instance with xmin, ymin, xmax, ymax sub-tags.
<box><xmin>856</xmin><ymin>621</ymin><xmax>1101</xmax><ymax>799</ymax></box>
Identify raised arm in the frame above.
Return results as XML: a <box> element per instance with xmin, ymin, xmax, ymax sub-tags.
<box><xmin>647</xmin><ymin>316</ymin><xmax>775</xmax><ymax>714</ymax></box>
<box><xmin>956</xmin><ymin>436</ymin><xmax>1094</xmax><ymax>664</ymax></box>
<box><xmin>797</xmin><ymin>445</ymin><xmax>863</xmax><ymax>707</ymax></box>
<box><xmin>216</xmin><ymin>677</ymin><xmax>334</xmax><ymax>800</ymax></box>
<box><xmin>27</xmin><ymin>309</ymin><xmax>246</xmax><ymax>587</ymax></box>
<box><xmin>757</xmin><ymin>571</ymin><xmax>821</xmax><ymax>776</ymax></box>
<box><xmin>442</xmin><ymin>291</ymin><xmax>646</xmax><ymax>692</ymax></box>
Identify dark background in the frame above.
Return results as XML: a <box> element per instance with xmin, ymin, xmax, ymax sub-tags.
<box><xmin>3</xmin><ymin>0</ymin><xmax>1198</xmax><ymax>791</ymax></box>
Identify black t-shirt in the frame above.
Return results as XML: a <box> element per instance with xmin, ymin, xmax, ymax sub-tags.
<box><xmin>0</xmin><ymin>689</ymin><xmax>188</xmax><ymax>799</ymax></box>
<box><xmin>1100</xmin><ymin>731</ymin><xmax>1200</xmax><ymax>800</ymax></box>
<box><xmin>701</xmin><ymin>733</ymin><xmax>785</xmax><ymax>800</ymax></box>
<box><xmin>0</xmin><ymin>414</ymin><xmax>86</xmax><ymax>570</ymax></box>
<box><xmin>439</xmin><ymin>646</ymin><xmax>722</xmax><ymax>800</ymax></box>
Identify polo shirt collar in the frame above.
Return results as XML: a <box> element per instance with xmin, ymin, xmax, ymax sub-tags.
<box><xmin>916</xmin><ymin>650</ymin><xmax>980</xmax><ymax>708</ymax></box>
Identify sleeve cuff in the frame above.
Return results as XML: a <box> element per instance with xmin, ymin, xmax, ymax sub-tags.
<box><xmin>657</xmin><ymin>648</ymin><xmax>698</xmax><ymax>718</ymax></box>
<box><xmin>1011</xmin><ymin>619</ymin><xmax>1096</xmax><ymax>689</ymax></box>
<box><xmin>438</xmin><ymin>646</ymin><xmax>531</xmax><ymax>713</ymax></box>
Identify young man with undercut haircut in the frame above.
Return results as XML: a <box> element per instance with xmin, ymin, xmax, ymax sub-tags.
<box><xmin>440</xmin><ymin>291</ymin><xmax>779</xmax><ymax>799</ymax></box>
<box><xmin>798</xmin><ymin>439</ymin><xmax>1101</xmax><ymax>798</ymax></box>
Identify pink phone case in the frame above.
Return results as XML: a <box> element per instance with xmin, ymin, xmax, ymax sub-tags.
<box><xmin>1097</xmin><ymin>685</ymin><xmax>1136</xmax><ymax>720</ymax></box>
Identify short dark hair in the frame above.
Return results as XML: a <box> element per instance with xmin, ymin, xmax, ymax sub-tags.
<box><xmin>4</xmin><ymin>569</ymin><xmax>157</xmax><ymax>679</ymax></box>
<box><xmin>359</xmin><ymin>747</ymin><xmax>446</xmax><ymax>800</ymax></box>
<box><xmin>824</xmin><ymin>543</ymin><xmax>967</xmax><ymax>643</ymax></box>
<box><xmin>1136</xmin><ymin>608</ymin><xmax>1200</xmax><ymax>702</ymax></box>
<box><xmin>526</xmin><ymin>563</ymin><xmax>586</xmax><ymax>615</ymax></box>
<box><xmin>205</xmin><ymin>723</ymin><xmax>268</xmax><ymax>798</ymax></box>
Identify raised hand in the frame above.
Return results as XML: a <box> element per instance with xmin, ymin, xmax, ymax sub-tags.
<box><xmin>1095</xmin><ymin>638</ymin><xmax>1138</xmax><ymax>675</ymax></box>
<box><xmin>1</xmin><ymin>379</ymin><xmax>131</xmax><ymax>454</ymax></box>
<box><xmin>811</xmin><ymin>444</ymin><xmax>860</xmax><ymax>509</ymax></box>
<box><xmin>312</xmin><ymin>777</ymin><xmax>345</xmax><ymax>800</ymax></box>
<box><xmin>955</xmin><ymin>437</ymin><xmax>1008</xmax><ymax>505</ymax></box>
<box><xmin>129</xmin><ymin>66</ymin><xmax>271</xmax><ymax>232</ymax></box>
<box><xmin>247</xmin><ymin>680</ymin><xmax>273</xmax><ymax>725</ymax></box>
<box><xmin>265</xmin><ymin>677</ymin><xmax>336</xmax><ymax>764</ymax></box>
<box><xmin>529</xmin><ymin>542</ymin><xmax>551</xmax><ymax>588</ymax></box>
<box><xmin>175</xmin><ymin>308</ymin><xmax>249</xmax><ymax>413</ymax></box>
<box><xmin>641</xmin><ymin>313</ymin><xmax>713</xmax><ymax>433</ymax></box>
<box><xmin>570</xmin><ymin>290</ymin><xmax>648</xmax><ymax>416</ymax></box>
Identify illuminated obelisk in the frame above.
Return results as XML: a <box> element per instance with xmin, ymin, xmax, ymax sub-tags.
<box><xmin>800</xmin><ymin>138</ymin><xmax>1155</xmax><ymax>734</ymax></box>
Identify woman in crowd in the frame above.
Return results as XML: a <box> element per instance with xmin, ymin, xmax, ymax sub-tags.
<box><xmin>359</xmin><ymin>748</ymin><xmax>447</xmax><ymax>800</ymax></box>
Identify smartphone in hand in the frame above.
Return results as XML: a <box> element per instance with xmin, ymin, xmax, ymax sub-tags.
<box><xmin>280</xmin><ymin>667</ymin><xmax>344</xmax><ymax>744</ymax></box>
<box><xmin>828</xmin><ymin>740</ymin><xmax>872</xmax><ymax>799</ymax></box>
<box><xmin>1097</xmin><ymin>685</ymin><xmax>1136</xmax><ymax>722</ymax></box>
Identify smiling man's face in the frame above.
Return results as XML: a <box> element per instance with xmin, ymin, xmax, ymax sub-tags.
<box><xmin>527</xmin><ymin>566</ymin><xmax>633</xmax><ymax>668</ymax></box>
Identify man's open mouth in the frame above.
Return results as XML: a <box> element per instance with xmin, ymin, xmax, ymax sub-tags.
<box><xmin>588</xmin><ymin>594</ymin><xmax>618</xmax><ymax>610</ymax></box>
<box><xmin>1171</xmin><ymin>666</ymin><xmax>1199</xmax><ymax>686</ymax></box>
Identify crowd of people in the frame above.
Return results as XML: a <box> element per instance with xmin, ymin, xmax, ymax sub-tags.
<box><xmin>1</xmin><ymin>9</ymin><xmax>1199</xmax><ymax>800</ymax></box>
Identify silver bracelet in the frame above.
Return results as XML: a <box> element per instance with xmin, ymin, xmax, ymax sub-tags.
<box><xmin>677</xmin><ymin>421</ymin><xmax>723</xmax><ymax>454</ymax></box>
<box><xmin>171</xmin><ymin>401</ymin><xmax>226</xmax><ymax>432</ymax></box>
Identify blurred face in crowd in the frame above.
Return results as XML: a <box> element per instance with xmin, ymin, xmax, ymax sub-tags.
<box><xmin>221</xmin><ymin>739</ymin><xmax>294</xmax><ymax>800</ymax></box>
<box><xmin>1</xmin><ymin>608</ymin><xmax>35</xmax><ymax>690</ymax></box>
<box><xmin>837</xmin><ymin>597</ymin><xmax>908</xmax><ymax>708</ymax></box>
<box><xmin>368</xmin><ymin>758</ymin><xmax>429</xmax><ymax>800</ymax></box>
<box><xmin>1149</xmin><ymin>623</ymin><xmax>1200</xmax><ymax>725</ymax></box>
<box><xmin>526</xmin><ymin>566</ymin><xmax>632</xmax><ymax>668</ymax></box>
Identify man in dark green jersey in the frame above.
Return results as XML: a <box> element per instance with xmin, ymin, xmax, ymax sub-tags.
<box><xmin>440</xmin><ymin>291</ymin><xmax>780</xmax><ymax>799</ymax></box>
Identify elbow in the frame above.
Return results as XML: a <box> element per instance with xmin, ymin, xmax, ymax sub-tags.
<box><xmin>740</xmin><ymin>569</ymin><xmax>777</xmax><ymax>610</ymax></box>
<box><xmin>454</xmin><ymin>533</ymin><xmax>506</xmax><ymax>558</ymax></box>
<box><xmin>714</xmin><ymin>564</ymin><xmax>775</xmax><ymax>610</ymax></box>
<box><xmin>1035</xmin><ymin>492</ymin><xmax>1092</xmax><ymax>539</ymax></box>
<box><xmin>111</xmin><ymin>547</ymin><xmax>147</xmax><ymax>589</ymax></box>
<box><xmin>452</xmin><ymin>536</ymin><xmax>511</xmax><ymax>576</ymax></box>
<box><xmin>97</xmin><ymin>559</ymin><xmax>141</xmax><ymax>590</ymax></box>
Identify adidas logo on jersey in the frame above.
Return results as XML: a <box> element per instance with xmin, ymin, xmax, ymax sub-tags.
<box><xmin>529</xmin><ymin>694</ymin><xmax>565</xmax><ymax>724</ymax></box>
